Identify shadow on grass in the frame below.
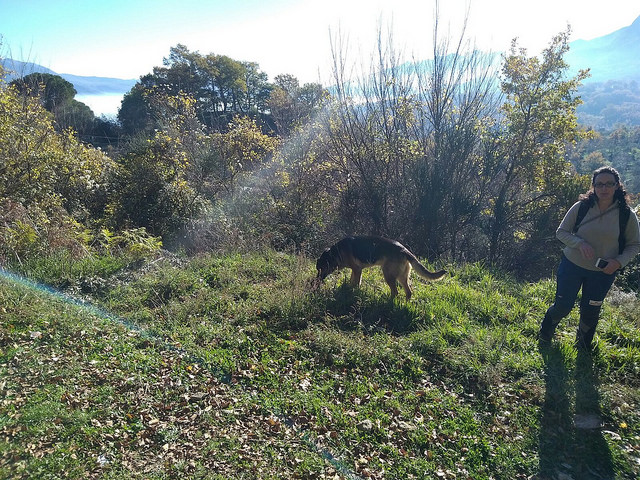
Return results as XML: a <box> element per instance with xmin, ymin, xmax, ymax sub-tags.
<box><xmin>538</xmin><ymin>343</ymin><xmax>614</xmax><ymax>479</ymax></box>
<box><xmin>317</xmin><ymin>282</ymin><xmax>418</xmax><ymax>334</ymax></box>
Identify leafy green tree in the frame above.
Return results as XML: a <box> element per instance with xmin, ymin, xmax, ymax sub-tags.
<box><xmin>265</xmin><ymin>116</ymin><xmax>335</xmax><ymax>250</ymax></box>
<box><xmin>195</xmin><ymin>53</ymin><xmax>246</xmax><ymax>128</ymax></box>
<box><xmin>0</xmin><ymin>78</ymin><xmax>110</xmax><ymax>210</ymax></box>
<box><xmin>200</xmin><ymin>115</ymin><xmax>278</xmax><ymax>196</ymax></box>
<box><xmin>118</xmin><ymin>45</ymin><xmax>273</xmax><ymax>134</ymax></box>
<box><xmin>54</xmin><ymin>99</ymin><xmax>95</xmax><ymax>136</ymax></box>
<box><xmin>10</xmin><ymin>73</ymin><xmax>76</xmax><ymax>111</ymax></box>
<box><xmin>240</xmin><ymin>61</ymin><xmax>272</xmax><ymax>116</ymax></box>
<box><xmin>0</xmin><ymin>72</ymin><xmax>114</xmax><ymax>261</ymax></box>
<box><xmin>158</xmin><ymin>44</ymin><xmax>203</xmax><ymax>97</ymax></box>
<box><xmin>10</xmin><ymin>73</ymin><xmax>101</xmax><ymax>137</ymax></box>
<box><xmin>488</xmin><ymin>30</ymin><xmax>591</xmax><ymax>268</ymax></box>
<box><xmin>268</xmin><ymin>74</ymin><xmax>327</xmax><ymax>136</ymax></box>
<box><xmin>118</xmin><ymin>82</ymin><xmax>154</xmax><ymax>136</ymax></box>
<box><xmin>108</xmin><ymin>92</ymin><xmax>205</xmax><ymax>237</ymax></box>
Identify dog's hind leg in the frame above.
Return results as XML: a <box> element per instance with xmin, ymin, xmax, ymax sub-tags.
<box><xmin>350</xmin><ymin>268</ymin><xmax>363</xmax><ymax>288</ymax></box>
<box><xmin>396</xmin><ymin>264</ymin><xmax>412</xmax><ymax>300</ymax></box>
<box><xmin>382</xmin><ymin>268</ymin><xmax>399</xmax><ymax>298</ymax></box>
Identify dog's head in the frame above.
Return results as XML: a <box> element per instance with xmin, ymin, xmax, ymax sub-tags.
<box><xmin>315</xmin><ymin>246</ymin><xmax>339</xmax><ymax>282</ymax></box>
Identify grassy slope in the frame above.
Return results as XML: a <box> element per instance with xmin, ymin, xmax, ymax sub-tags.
<box><xmin>1</xmin><ymin>250</ymin><xmax>639</xmax><ymax>479</ymax></box>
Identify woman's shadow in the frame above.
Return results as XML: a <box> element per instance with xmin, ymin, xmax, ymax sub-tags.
<box><xmin>538</xmin><ymin>343</ymin><xmax>614</xmax><ymax>479</ymax></box>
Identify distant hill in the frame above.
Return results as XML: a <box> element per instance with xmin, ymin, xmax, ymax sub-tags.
<box><xmin>564</xmin><ymin>15</ymin><xmax>640</xmax><ymax>129</ymax></box>
<box><xmin>2</xmin><ymin>15</ymin><xmax>639</xmax><ymax>126</ymax></box>
<box><xmin>566</xmin><ymin>15</ymin><xmax>640</xmax><ymax>84</ymax></box>
<box><xmin>0</xmin><ymin>58</ymin><xmax>136</xmax><ymax>96</ymax></box>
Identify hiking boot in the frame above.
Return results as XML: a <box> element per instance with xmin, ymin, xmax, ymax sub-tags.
<box><xmin>538</xmin><ymin>325</ymin><xmax>554</xmax><ymax>343</ymax></box>
<box><xmin>538</xmin><ymin>312</ymin><xmax>558</xmax><ymax>344</ymax></box>
<box><xmin>575</xmin><ymin>328</ymin><xmax>594</xmax><ymax>352</ymax></box>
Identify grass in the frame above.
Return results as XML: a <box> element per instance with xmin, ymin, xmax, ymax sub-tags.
<box><xmin>1</xmin><ymin>249</ymin><xmax>639</xmax><ymax>479</ymax></box>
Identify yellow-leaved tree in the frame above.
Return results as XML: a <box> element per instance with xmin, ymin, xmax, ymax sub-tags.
<box><xmin>0</xmin><ymin>66</ymin><xmax>114</xmax><ymax>263</ymax></box>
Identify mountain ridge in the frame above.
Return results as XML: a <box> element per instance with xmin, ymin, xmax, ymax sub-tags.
<box><xmin>0</xmin><ymin>57</ymin><xmax>137</xmax><ymax>95</ymax></box>
<box><xmin>566</xmin><ymin>14</ymin><xmax>640</xmax><ymax>83</ymax></box>
<box><xmin>3</xmin><ymin>16</ymin><xmax>639</xmax><ymax>94</ymax></box>
<box><xmin>2</xmin><ymin>15</ymin><xmax>639</xmax><ymax>122</ymax></box>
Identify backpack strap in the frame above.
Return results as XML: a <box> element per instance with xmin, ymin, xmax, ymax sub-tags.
<box><xmin>619</xmin><ymin>204</ymin><xmax>631</xmax><ymax>254</ymax></box>
<box><xmin>572</xmin><ymin>200</ymin><xmax>591</xmax><ymax>234</ymax></box>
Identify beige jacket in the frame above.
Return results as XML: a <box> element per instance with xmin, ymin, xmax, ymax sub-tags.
<box><xmin>556</xmin><ymin>201</ymin><xmax>640</xmax><ymax>271</ymax></box>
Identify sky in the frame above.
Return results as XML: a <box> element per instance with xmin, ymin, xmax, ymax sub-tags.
<box><xmin>2</xmin><ymin>0</ymin><xmax>639</xmax><ymax>88</ymax></box>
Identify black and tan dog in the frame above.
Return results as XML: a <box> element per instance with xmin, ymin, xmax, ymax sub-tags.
<box><xmin>315</xmin><ymin>236</ymin><xmax>446</xmax><ymax>299</ymax></box>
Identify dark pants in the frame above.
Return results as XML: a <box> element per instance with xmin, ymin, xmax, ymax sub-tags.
<box><xmin>540</xmin><ymin>255</ymin><xmax>616</xmax><ymax>347</ymax></box>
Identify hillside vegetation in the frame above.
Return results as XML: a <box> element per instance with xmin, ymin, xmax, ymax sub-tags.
<box><xmin>3</xmin><ymin>28</ymin><xmax>640</xmax><ymax>276</ymax></box>
<box><xmin>1</xmin><ymin>19</ymin><xmax>640</xmax><ymax>480</ymax></box>
<box><xmin>568</xmin><ymin>124</ymin><xmax>640</xmax><ymax>195</ymax></box>
<box><xmin>577</xmin><ymin>81</ymin><xmax>640</xmax><ymax>129</ymax></box>
<box><xmin>1</xmin><ymin>249</ymin><xmax>639</xmax><ymax>479</ymax></box>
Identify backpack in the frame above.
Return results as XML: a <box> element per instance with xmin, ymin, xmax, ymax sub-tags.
<box><xmin>572</xmin><ymin>200</ymin><xmax>631</xmax><ymax>254</ymax></box>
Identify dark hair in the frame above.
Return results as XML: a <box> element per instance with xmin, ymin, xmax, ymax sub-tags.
<box><xmin>579</xmin><ymin>165</ymin><xmax>630</xmax><ymax>208</ymax></box>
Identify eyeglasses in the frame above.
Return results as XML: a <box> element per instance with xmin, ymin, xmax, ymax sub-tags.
<box><xmin>594</xmin><ymin>181</ymin><xmax>617</xmax><ymax>189</ymax></box>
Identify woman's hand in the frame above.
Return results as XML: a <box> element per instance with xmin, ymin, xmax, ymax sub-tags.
<box><xmin>602</xmin><ymin>259</ymin><xmax>621</xmax><ymax>275</ymax></box>
<box><xmin>578</xmin><ymin>241</ymin><xmax>595</xmax><ymax>260</ymax></box>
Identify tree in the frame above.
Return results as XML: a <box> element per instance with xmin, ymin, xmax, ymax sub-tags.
<box><xmin>10</xmin><ymin>73</ymin><xmax>76</xmax><ymax>111</ymax></box>
<box><xmin>54</xmin><ymin>99</ymin><xmax>95</xmax><ymax>136</ymax></box>
<box><xmin>324</xmin><ymin>27</ymin><xmax>419</xmax><ymax>238</ymax></box>
<box><xmin>241</xmin><ymin>61</ymin><xmax>272</xmax><ymax>116</ymax></box>
<box><xmin>577</xmin><ymin>80</ymin><xmax>640</xmax><ymax>129</ymax></box>
<box><xmin>266</xmin><ymin>114</ymin><xmax>335</xmax><ymax>250</ymax></box>
<box><xmin>0</xmin><ymin>78</ymin><xmax>110</xmax><ymax>210</ymax></box>
<box><xmin>568</xmin><ymin>125</ymin><xmax>640</xmax><ymax>194</ymax></box>
<box><xmin>159</xmin><ymin>43</ymin><xmax>203</xmax><ymax>97</ymax></box>
<box><xmin>487</xmin><ymin>29</ymin><xmax>591</xmax><ymax>268</ymax></box>
<box><xmin>109</xmin><ymin>92</ymin><xmax>205</xmax><ymax>237</ymax></box>
<box><xmin>407</xmin><ymin>16</ymin><xmax>501</xmax><ymax>260</ymax></box>
<box><xmin>268</xmin><ymin>74</ymin><xmax>327</xmax><ymax>136</ymax></box>
<box><xmin>118</xmin><ymin>81</ymin><xmax>155</xmax><ymax>136</ymax></box>
<box><xmin>9</xmin><ymin>72</ymin><xmax>104</xmax><ymax>144</ymax></box>
<box><xmin>195</xmin><ymin>53</ymin><xmax>246</xmax><ymax>128</ymax></box>
<box><xmin>0</xmin><ymin>73</ymin><xmax>114</xmax><ymax>261</ymax></box>
<box><xmin>325</xmin><ymin>18</ymin><xmax>499</xmax><ymax>259</ymax></box>
<box><xmin>117</xmin><ymin>45</ymin><xmax>273</xmax><ymax>134</ymax></box>
<box><xmin>201</xmin><ymin>116</ymin><xmax>278</xmax><ymax>196</ymax></box>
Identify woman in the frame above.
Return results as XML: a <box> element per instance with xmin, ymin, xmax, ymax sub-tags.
<box><xmin>539</xmin><ymin>166</ymin><xmax>640</xmax><ymax>350</ymax></box>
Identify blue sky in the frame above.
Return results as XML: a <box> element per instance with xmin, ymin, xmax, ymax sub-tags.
<box><xmin>2</xmin><ymin>0</ymin><xmax>639</xmax><ymax>85</ymax></box>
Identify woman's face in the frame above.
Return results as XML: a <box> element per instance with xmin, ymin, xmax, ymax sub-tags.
<box><xmin>593</xmin><ymin>172</ymin><xmax>619</xmax><ymax>204</ymax></box>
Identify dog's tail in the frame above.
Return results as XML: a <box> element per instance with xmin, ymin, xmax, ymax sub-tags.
<box><xmin>405</xmin><ymin>251</ymin><xmax>447</xmax><ymax>281</ymax></box>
